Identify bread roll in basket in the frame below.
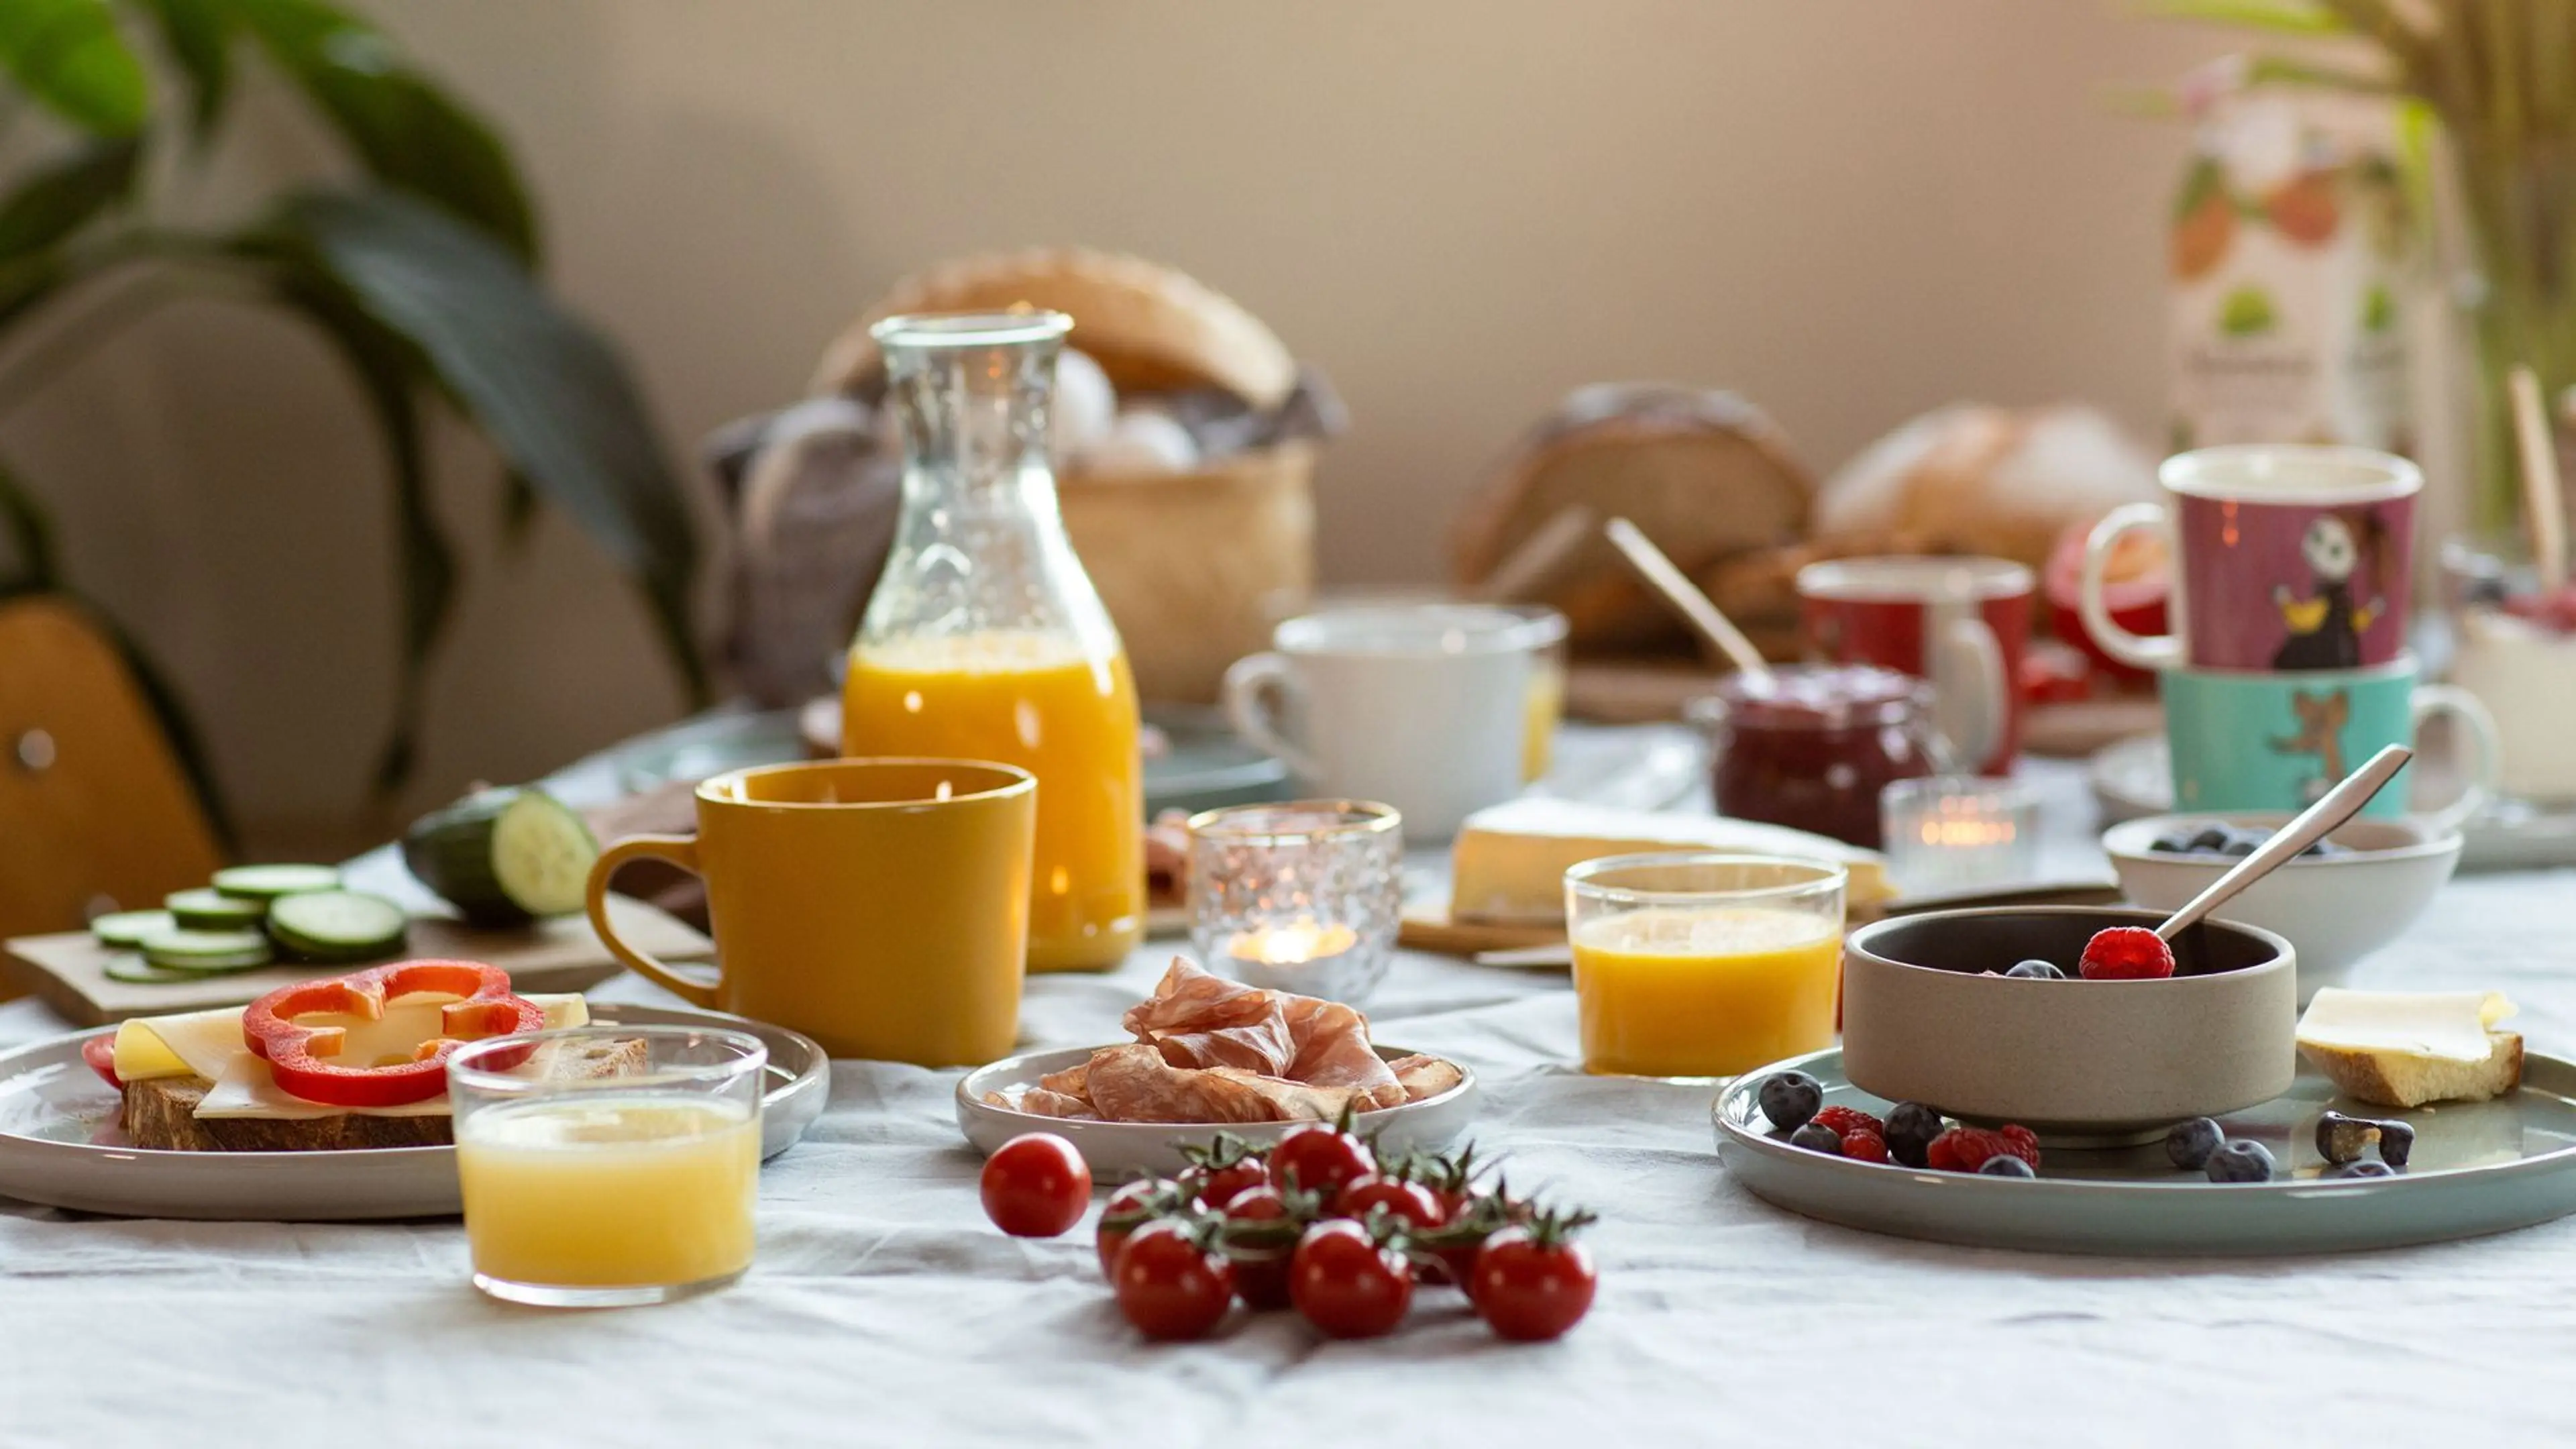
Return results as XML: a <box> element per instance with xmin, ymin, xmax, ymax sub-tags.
<box><xmin>814</xmin><ymin>248</ymin><xmax>1327</xmax><ymax>702</ymax></box>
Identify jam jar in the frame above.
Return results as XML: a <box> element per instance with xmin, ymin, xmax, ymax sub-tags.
<box><xmin>1686</xmin><ymin>664</ymin><xmax>1942</xmax><ymax>848</ymax></box>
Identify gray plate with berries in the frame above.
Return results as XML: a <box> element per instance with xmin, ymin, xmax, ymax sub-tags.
<box><xmin>1714</xmin><ymin>1047</ymin><xmax>2576</xmax><ymax>1255</ymax></box>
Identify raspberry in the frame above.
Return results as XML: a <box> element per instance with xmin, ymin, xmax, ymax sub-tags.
<box><xmin>1811</xmin><ymin>1105</ymin><xmax>1884</xmax><ymax>1138</ymax></box>
<box><xmin>1839</xmin><ymin>1129</ymin><xmax>1889</xmax><ymax>1163</ymax></box>
<box><xmin>1926</xmin><ymin>1126</ymin><xmax>2041</xmax><ymax>1173</ymax></box>
<box><xmin>2078</xmin><ymin>926</ymin><xmax>2175</xmax><ymax>981</ymax></box>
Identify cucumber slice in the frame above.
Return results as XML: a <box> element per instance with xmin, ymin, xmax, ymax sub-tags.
<box><xmin>103</xmin><ymin>953</ymin><xmax>201</xmax><ymax>985</ymax></box>
<box><xmin>92</xmin><ymin>910</ymin><xmax>176</xmax><ymax>948</ymax></box>
<box><xmin>266</xmin><ymin>890</ymin><xmax>409</xmax><ymax>963</ymax></box>
<box><xmin>402</xmin><ymin>786</ymin><xmax>599</xmax><ymax>924</ymax></box>
<box><xmin>211</xmin><ymin>863</ymin><xmax>342</xmax><ymax>900</ymax></box>
<box><xmin>165</xmin><ymin>888</ymin><xmax>266</xmax><ymax>930</ymax></box>
<box><xmin>141</xmin><ymin>928</ymin><xmax>273</xmax><ymax>973</ymax></box>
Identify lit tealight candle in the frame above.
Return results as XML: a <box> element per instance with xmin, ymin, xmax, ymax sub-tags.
<box><xmin>1880</xmin><ymin>775</ymin><xmax>2042</xmax><ymax>894</ymax></box>
<box><xmin>1226</xmin><ymin>920</ymin><xmax>1360</xmax><ymax>968</ymax></box>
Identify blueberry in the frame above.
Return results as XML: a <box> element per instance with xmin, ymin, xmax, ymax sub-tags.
<box><xmin>1884</xmin><ymin>1102</ymin><xmax>1945</xmax><ymax>1168</ymax></box>
<box><xmin>2375</xmin><ymin>1118</ymin><xmax>2415</xmax><ymax>1169</ymax></box>
<box><xmin>2314</xmin><ymin>1111</ymin><xmax>2379</xmax><ymax>1165</ymax></box>
<box><xmin>1788</xmin><ymin>1122</ymin><xmax>1845</xmax><ymax>1155</ymax></box>
<box><xmin>1978</xmin><ymin>1155</ymin><xmax>2037</xmax><ymax>1178</ymax></box>
<box><xmin>2186</xmin><ymin>824</ymin><xmax>2233</xmax><ymax>853</ymax></box>
<box><xmin>2308</xmin><ymin>840</ymin><xmax>2350</xmax><ymax>857</ymax></box>
<box><xmin>1758</xmin><ymin>1071</ymin><xmax>1824</xmax><ymax>1132</ymax></box>
<box><xmin>2328</xmin><ymin>1160</ymin><xmax>2395</xmax><ymax>1179</ymax></box>
<box><xmin>2149</xmin><ymin>831</ymin><xmax>2197</xmax><ymax>854</ymax></box>
<box><xmin>2217</xmin><ymin>830</ymin><xmax>2262</xmax><ymax>857</ymax></box>
<box><xmin>2004</xmin><ymin>959</ymin><xmax>2067</xmax><ymax>980</ymax></box>
<box><xmin>2165</xmin><ymin>1116</ymin><xmax>2224</xmax><ymax>1170</ymax></box>
<box><xmin>2205</xmin><ymin>1140</ymin><xmax>2275</xmax><ymax>1183</ymax></box>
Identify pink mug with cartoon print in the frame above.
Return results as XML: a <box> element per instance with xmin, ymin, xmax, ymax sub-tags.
<box><xmin>2081</xmin><ymin>445</ymin><xmax>2420</xmax><ymax>674</ymax></box>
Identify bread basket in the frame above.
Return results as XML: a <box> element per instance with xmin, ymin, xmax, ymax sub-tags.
<box><xmin>816</xmin><ymin>248</ymin><xmax>1320</xmax><ymax>702</ymax></box>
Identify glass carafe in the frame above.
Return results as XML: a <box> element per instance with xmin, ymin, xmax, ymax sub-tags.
<box><xmin>841</xmin><ymin>311</ymin><xmax>1143</xmax><ymax>971</ymax></box>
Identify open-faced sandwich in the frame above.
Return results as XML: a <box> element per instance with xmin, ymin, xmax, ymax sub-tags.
<box><xmin>80</xmin><ymin>958</ymin><xmax>615</xmax><ymax>1151</ymax></box>
<box><xmin>985</xmin><ymin>959</ymin><xmax>1465</xmax><ymax>1124</ymax></box>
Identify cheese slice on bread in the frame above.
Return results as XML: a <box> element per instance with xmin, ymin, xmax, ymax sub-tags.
<box><xmin>1448</xmin><ymin>798</ymin><xmax>1891</xmax><ymax>924</ymax></box>
<box><xmin>115</xmin><ymin>993</ymin><xmax>600</xmax><ymax>1152</ymax></box>
<box><xmin>2296</xmin><ymin>989</ymin><xmax>2524</xmax><ymax>1109</ymax></box>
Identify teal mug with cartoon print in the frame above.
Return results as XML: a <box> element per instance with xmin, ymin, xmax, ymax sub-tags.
<box><xmin>2084</xmin><ymin>445</ymin><xmax>2420</xmax><ymax>672</ymax></box>
<box><xmin>2161</xmin><ymin>655</ymin><xmax>2499</xmax><ymax>829</ymax></box>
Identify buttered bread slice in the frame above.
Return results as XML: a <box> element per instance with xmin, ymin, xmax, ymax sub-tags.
<box><xmin>2296</xmin><ymin>989</ymin><xmax>2524</xmax><ymax>1109</ymax></box>
<box><xmin>1448</xmin><ymin>798</ymin><xmax>1892</xmax><ymax>924</ymax></box>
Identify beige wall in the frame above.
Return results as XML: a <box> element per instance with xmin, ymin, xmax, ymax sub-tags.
<box><xmin>5</xmin><ymin>0</ymin><xmax>2234</xmax><ymax>845</ymax></box>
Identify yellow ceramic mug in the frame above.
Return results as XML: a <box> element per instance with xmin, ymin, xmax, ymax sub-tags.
<box><xmin>586</xmin><ymin>758</ymin><xmax>1036</xmax><ymax>1067</ymax></box>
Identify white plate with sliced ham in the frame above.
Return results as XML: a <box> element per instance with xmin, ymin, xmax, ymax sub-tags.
<box><xmin>955</xmin><ymin>961</ymin><xmax>1479</xmax><ymax>1176</ymax></box>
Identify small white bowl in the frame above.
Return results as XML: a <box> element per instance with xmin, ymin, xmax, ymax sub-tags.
<box><xmin>955</xmin><ymin>1044</ymin><xmax>1479</xmax><ymax>1178</ymax></box>
<box><xmin>2101</xmin><ymin>812</ymin><xmax>2462</xmax><ymax>1000</ymax></box>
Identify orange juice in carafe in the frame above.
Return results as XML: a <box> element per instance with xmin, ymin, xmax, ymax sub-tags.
<box><xmin>847</xmin><ymin>309</ymin><xmax>1144</xmax><ymax>973</ymax></box>
<box><xmin>841</xmin><ymin>630</ymin><xmax>1142</xmax><ymax>970</ymax></box>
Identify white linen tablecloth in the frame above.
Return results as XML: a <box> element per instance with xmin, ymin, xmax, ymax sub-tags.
<box><xmin>7</xmin><ymin>753</ymin><xmax>2576</xmax><ymax>1448</ymax></box>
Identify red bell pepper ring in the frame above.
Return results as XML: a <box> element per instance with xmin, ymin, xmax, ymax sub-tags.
<box><xmin>241</xmin><ymin>959</ymin><xmax>545</xmax><ymax>1108</ymax></box>
<box><xmin>81</xmin><ymin>1034</ymin><xmax>122</xmax><ymax>1090</ymax></box>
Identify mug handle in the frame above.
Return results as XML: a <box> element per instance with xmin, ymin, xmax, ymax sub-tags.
<box><xmin>1930</xmin><ymin>607</ymin><xmax>2006</xmax><ymax>771</ymax></box>
<box><xmin>2412</xmin><ymin>684</ymin><xmax>2501</xmax><ymax>835</ymax></box>
<box><xmin>584</xmin><ymin>835</ymin><xmax>720</xmax><ymax>1009</ymax></box>
<box><xmin>1221</xmin><ymin>651</ymin><xmax>1322</xmax><ymax>780</ymax></box>
<box><xmin>2080</xmin><ymin>502</ymin><xmax>2182</xmax><ymax>671</ymax></box>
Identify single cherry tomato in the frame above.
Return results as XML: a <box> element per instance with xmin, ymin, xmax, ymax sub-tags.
<box><xmin>1332</xmin><ymin>1174</ymin><xmax>1445</xmax><ymax>1231</ymax></box>
<box><xmin>1113</xmin><ymin>1219</ymin><xmax>1234</xmax><ymax>1342</ymax></box>
<box><xmin>1289</xmin><ymin>1218</ymin><xmax>1413</xmax><ymax>1339</ymax></box>
<box><xmin>1221</xmin><ymin>1185</ymin><xmax>1303</xmax><ymax>1309</ymax></box>
<box><xmin>980</xmin><ymin>1132</ymin><xmax>1092</xmax><ymax>1238</ymax></box>
<box><xmin>1267</xmin><ymin>1124</ymin><xmax>1374</xmax><ymax>1199</ymax></box>
<box><xmin>1471</xmin><ymin>1221</ymin><xmax>1599</xmax><ymax>1342</ymax></box>
<box><xmin>1097</xmin><ymin>1178</ymin><xmax>1181</xmax><ymax>1277</ymax></box>
<box><xmin>1187</xmin><ymin>1157</ymin><xmax>1270</xmax><ymax>1213</ymax></box>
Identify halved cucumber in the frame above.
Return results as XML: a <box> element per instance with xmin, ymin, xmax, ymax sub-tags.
<box><xmin>211</xmin><ymin>863</ymin><xmax>341</xmax><ymax>901</ymax></box>
<box><xmin>165</xmin><ymin>888</ymin><xmax>266</xmax><ymax>930</ymax></box>
<box><xmin>140</xmin><ymin>927</ymin><xmax>273</xmax><ymax>973</ymax></box>
<box><xmin>266</xmin><ymin>890</ymin><xmax>409</xmax><ymax>963</ymax></box>
<box><xmin>92</xmin><ymin>910</ymin><xmax>176</xmax><ymax>948</ymax></box>
<box><xmin>402</xmin><ymin>786</ymin><xmax>598</xmax><ymax>925</ymax></box>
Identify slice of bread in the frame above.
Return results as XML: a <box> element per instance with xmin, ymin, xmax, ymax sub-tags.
<box><xmin>122</xmin><ymin>1034</ymin><xmax>652</xmax><ymax>1152</ymax></box>
<box><xmin>2299</xmin><ymin>1030</ymin><xmax>2525</xmax><ymax>1109</ymax></box>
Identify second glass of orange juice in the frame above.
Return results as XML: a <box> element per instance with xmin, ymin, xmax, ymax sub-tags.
<box><xmin>1564</xmin><ymin>853</ymin><xmax>1846</xmax><ymax>1078</ymax></box>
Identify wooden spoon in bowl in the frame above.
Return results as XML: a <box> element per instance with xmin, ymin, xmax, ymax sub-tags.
<box><xmin>2152</xmin><ymin>743</ymin><xmax>2412</xmax><ymax>943</ymax></box>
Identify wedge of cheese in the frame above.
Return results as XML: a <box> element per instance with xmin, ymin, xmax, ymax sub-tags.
<box><xmin>111</xmin><ymin>992</ymin><xmax>589</xmax><ymax>1120</ymax></box>
<box><xmin>2296</xmin><ymin>989</ymin><xmax>2524</xmax><ymax>1108</ymax></box>
<box><xmin>1448</xmin><ymin>798</ymin><xmax>1892</xmax><ymax>924</ymax></box>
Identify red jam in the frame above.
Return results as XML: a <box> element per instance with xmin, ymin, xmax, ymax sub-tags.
<box><xmin>1690</xmin><ymin>664</ymin><xmax>1937</xmax><ymax>848</ymax></box>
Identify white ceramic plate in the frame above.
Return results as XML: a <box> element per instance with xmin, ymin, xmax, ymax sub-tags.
<box><xmin>1714</xmin><ymin>1046</ymin><xmax>2576</xmax><ymax>1255</ymax></box>
<box><xmin>0</xmin><ymin>1004</ymin><xmax>830</xmax><ymax>1222</ymax></box>
<box><xmin>957</xmin><ymin>1044</ymin><xmax>1479</xmax><ymax>1177</ymax></box>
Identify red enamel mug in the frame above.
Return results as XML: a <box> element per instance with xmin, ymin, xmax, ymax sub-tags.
<box><xmin>1796</xmin><ymin>555</ymin><xmax>2034</xmax><ymax>773</ymax></box>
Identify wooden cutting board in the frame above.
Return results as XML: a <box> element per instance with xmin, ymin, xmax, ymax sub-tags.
<box><xmin>1</xmin><ymin>894</ymin><xmax>712</xmax><ymax>1027</ymax></box>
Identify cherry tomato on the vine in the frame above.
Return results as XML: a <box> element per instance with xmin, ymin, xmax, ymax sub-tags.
<box><xmin>1220</xmin><ymin>1185</ymin><xmax>1303</xmax><ymax>1309</ymax></box>
<box><xmin>1289</xmin><ymin>1218</ymin><xmax>1413</xmax><ymax>1339</ymax></box>
<box><xmin>1471</xmin><ymin>1223</ymin><xmax>1599</xmax><ymax>1342</ymax></box>
<box><xmin>980</xmin><ymin>1132</ymin><xmax>1091</xmax><ymax>1238</ymax></box>
<box><xmin>1187</xmin><ymin>1157</ymin><xmax>1269</xmax><ymax>1213</ymax></box>
<box><xmin>1113</xmin><ymin>1219</ymin><xmax>1234</xmax><ymax>1342</ymax></box>
<box><xmin>1096</xmin><ymin>1178</ymin><xmax>1181</xmax><ymax>1277</ymax></box>
<box><xmin>1267</xmin><ymin>1125</ymin><xmax>1373</xmax><ymax>1199</ymax></box>
<box><xmin>1331</xmin><ymin>1175</ymin><xmax>1445</xmax><ymax>1232</ymax></box>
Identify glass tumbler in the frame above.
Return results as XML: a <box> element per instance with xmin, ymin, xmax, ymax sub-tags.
<box><xmin>1564</xmin><ymin>853</ymin><xmax>1847</xmax><ymax>1080</ymax></box>
<box><xmin>450</xmin><ymin>1025</ymin><xmax>767</xmax><ymax>1308</ymax></box>
<box><xmin>1187</xmin><ymin>800</ymin><xmax>1403</xmax><ymax>1004</ymax></box>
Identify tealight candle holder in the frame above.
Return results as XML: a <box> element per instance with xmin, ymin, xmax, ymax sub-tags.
<box><xmin>1878</xmin><ymin>775</ymin><xmax>2043</xmax><ymax>895</ymax></box>
<box><xmin>1187</xmin><ymin>800</ymin><xmax>1402</xmax><ymax>1004</ymax></box>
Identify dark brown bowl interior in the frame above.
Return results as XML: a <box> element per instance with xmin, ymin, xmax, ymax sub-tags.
<box><xmin>1858</xmin><ymin>908</ymin><xmax>2282</xmax><ymax>981</ymax></box>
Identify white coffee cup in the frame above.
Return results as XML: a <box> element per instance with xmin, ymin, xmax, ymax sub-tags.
<box><xmin>1222</xmin><ymin>604</ymin><xmax>1566</xmax><ymax>839</ymax></box>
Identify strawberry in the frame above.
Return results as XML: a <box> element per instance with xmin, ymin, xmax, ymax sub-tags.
<box><xmin>2079</xmin><ymin>926</ymin><xmax>2175</xmax><ymax>981</ymax></box>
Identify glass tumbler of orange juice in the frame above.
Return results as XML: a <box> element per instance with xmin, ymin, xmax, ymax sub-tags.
<box><xmin>451</xmin><ymin>1026</ymin><xmax>766</xmax><ymax>1308</ymax></box>
<box><xmin>1564</xmin><ymin>853</ymin><xmax>1846</xmax><ymax>1079</ymax></box>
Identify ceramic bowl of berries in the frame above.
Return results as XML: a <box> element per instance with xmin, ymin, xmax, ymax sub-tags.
<box><xmin>2100</xmin><ymin>812</ymin><xmax>2462</xmax><ymax>1002</ymax></box>
<box><xmin>1839</xmin><ymin>906</ymin><xmax>2297</xmax><ymax>1144</ymax></box>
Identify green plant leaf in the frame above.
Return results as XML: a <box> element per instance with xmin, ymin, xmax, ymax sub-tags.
<box><xmin>0</xmin><ymin>137</ymin><xmax>142</xmax><ymax>260</ymax></box>
<box><xmin>0</xmin><ymin>449</ymin><xmax>59</xmax><ymax>590</ymax></box>
<box><xmin>131</xmin><ymin>0</ymin><xmax>233</xmax><ymax>142</ymax></box>
<box><xmin>255</xmin><ymin>262</ymin><xmax>454</xmax><ymax>795</ymax></box>
<box><xmin>228</xmin><ymin>0</ymin><xmax>536</xmax><ymax>261</ymax></box>
<box><xmin>2139</xmin><ymin>0</ymin><xmax>2347</xmax><ymax>33</ymax></box>
<box><xmin>240</xmin><ymin>187</ymin><xmax>705</xmax><ymax>708</ymax></box>
<box><xmin>0</xmin><ymin>0</ymin><xmax>151</xmax><ymax>136</ymax></box>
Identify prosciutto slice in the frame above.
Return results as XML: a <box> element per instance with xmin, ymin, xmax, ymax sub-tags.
<box><xmin>1121</xmin><ymin>960</ymin><xmax>1409</xmax><ymax>1111</ymax></box>
<box><xmin>1082</xmin><ymin>1044</ymin><xmax>1357</xmax><ymax>1124</ymax></box>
